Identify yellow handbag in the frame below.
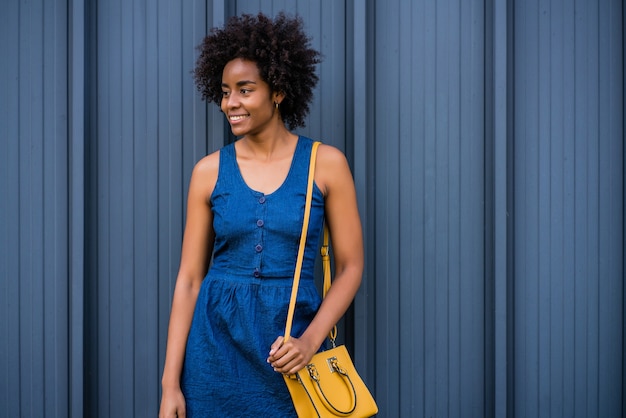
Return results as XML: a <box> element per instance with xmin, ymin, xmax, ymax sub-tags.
<box><xmin>282</xmin><ymin>141</ymin><xmax>378</xmax><ymax>417</ymax></box>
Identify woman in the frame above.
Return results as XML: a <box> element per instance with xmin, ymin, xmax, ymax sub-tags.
<box><xmin>159</xmin><ymin>12</ymin><xmax>363</xmax><ymax>417</ymax></box>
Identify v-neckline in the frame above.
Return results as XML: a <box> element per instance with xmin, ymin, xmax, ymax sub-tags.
<box><xmin>233</xmin><ymin>136</ymin><xmax>301</xmax><ymax>196</ymax></box>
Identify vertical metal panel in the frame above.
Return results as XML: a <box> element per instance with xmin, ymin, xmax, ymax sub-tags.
<box><xmin>154</xmin><ymin>0</ymin><xmax>227</xmax><ymax>409</ymax></box>
<box><xmin>0</xmin><ymin>0</ymin><xmax>70</xmax><ymax>417</ymax></box>
<box><xmin>373</xmin><ymin>1</ymin><xmax>486</xmax><ymax>416</ymax></box>
<box><xmin>512</xmin><ymin>0</ymin><xmax>624</xmax><ymax>416</ymax></box>
<box><xmin>69</xmin><ymin>0</ymin><xmax>86</xmax><ymax>415</ymax></box>
<box><xmin>350</xmin><ymin>0</ymin><xmax>378</xmax><ymax>394</ymax></box>
<box><xmin>597</xmin><ymin>1</ymin><xmax>624</xmax><ymax>414</ymax></box>
<box><xmin>85</xmin><ymin>1</ymin><xmax>215</xmax><ymax>416</ymax></box>
<box><xmin>0</xmin><ymin>2</ymin><xmax>22</xmax><ymax>416</ymax></box>
<box><xmin>488</xmin><ymin>0</ymin><xmax>515</xmax><ymax>416</ymax></box>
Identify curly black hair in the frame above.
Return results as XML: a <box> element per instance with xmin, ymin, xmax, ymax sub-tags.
<box><xmin>194</xmin><ymin>12</ymin><xmax>322</xmax><ymax>129</ymax></box>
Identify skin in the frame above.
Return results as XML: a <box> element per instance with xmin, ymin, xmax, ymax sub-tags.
<box><xmin>159</xmin><ymin>58</ymin><xmax>363</xmax><ymax>418</ymax></box>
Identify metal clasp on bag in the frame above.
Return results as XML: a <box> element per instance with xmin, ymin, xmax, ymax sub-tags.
<box><xmin>286</xmin><ymin>373</ymin><xmax>300</xmax><ymax>381</ymax></box>
<box><xmin>306</xmin><ymin>364</ymin><xmax>320</xmax><ymax>381</ymax></box>
<box><xmin>326</xmin><ymin>356</ymin><xmax>339</xmax><ymax>374</ymax></box>
<box><xmin>307</xmin><ymin>357</ymin><xmax>342</xmax><ymax>377</ymax></box>
<box><xmin>328</xmin><ymin>357</ymin><xmax>348</xmax><ymax>375</ymax></box>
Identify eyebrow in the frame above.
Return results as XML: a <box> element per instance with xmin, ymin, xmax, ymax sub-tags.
<box><xmin>221</xmin><ymin>80</ymin><xmax>258</xmax><ymax>88</ymax></box>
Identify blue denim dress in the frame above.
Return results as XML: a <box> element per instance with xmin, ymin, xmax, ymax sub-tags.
<box><xmin>181</xmin><ymin>136</ymin><xmax>325</xmax><ymax>417</ymax></box>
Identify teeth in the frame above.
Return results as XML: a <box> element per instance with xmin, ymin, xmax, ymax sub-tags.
<box><xmin>229</xmin><ymin>115</ymin><xmax>248</xmax><ymax>121</ymax></box>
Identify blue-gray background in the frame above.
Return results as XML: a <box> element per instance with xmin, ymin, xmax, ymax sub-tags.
<box><xmin>0</xmin><ymin>0</ymin><xmax>623</xmax><ymax>417</ymax></box>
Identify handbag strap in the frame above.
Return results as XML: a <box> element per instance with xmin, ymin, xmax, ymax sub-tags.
<box><xmin>320</xmin><ymin>223</ymin><xmax>338</xmax><ymax>343</ymax></box>
<box><xmin>284</xmin><ymin>141</ymin><xmax>335</xmax><ymax>343</ymax></box>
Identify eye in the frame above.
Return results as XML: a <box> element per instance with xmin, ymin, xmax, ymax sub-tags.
<box><xmin>240</xmin><ymin>88</ymin><xmax>251</xmax><ymax>95</ymax></box>
<box><xmin>221</xmin><ymin>91</ymin><xmax>230</xmax><ymax>97</ymax></box>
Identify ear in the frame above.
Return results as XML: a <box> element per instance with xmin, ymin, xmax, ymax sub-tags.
<box><xmin>272</xmin><ymin>91</ymin><xmax>285</xmax><ymax>105</ymax></box>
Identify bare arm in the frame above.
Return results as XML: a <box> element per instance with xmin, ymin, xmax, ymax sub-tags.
<box><xmin>268</xmin><ymin>144</ymin><xmax>364</xmax><ymax>374</ymax></box>
<box><xmin>159</xmin><ymin>153</ymin><xmax>218</xmax><ymax>418</ymax></box>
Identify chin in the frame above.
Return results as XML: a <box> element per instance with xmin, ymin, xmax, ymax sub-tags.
<box><xmin>229</xmin><ymin>126</ymin><xmax>248</xmax><ymax>136</ymax></box>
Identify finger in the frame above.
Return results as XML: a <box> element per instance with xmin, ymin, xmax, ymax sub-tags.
<box><xmin>170</xmin><ymin>408</ymin><xmax>182</xmax><ymax>418</ymax></box>
<box><xmin>270</xmin><ymin>336</ymin><xmax>284</xmax><ymax>354</ymax></box>
<box><xmin>277</xmin><ymin>355</ymin><xmax>307</xmax><ymax>375</ymax></box>
<box><xmin>286</xmin><ymin>363</ymin><xmax>305</xmax><ymax>375</ymax></box>
<box><xmin>267</xmin><ymin>336</ymin><xmax>285</xmax><ymax>362</ymax></box>
<box><xmin>271</xmin><ymin>346</ymin><xmax>304</xmax><ymax>371</ymax></box>
<box><xmin>272</xmin><ymin>339</ymin><xmax>296</xmax><ymax>362</ymax></box>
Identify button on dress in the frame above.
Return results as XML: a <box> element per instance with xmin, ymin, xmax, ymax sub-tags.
<box><xmin>181</xmin><ymin>136</ymin><xmax>325</xmax><ymax>417</ymax></box>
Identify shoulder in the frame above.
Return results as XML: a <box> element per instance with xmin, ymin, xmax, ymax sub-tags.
<box><xmin>189</xmin><ymin>148</ymin><xmax>221</xmax><ymax>199</ymax></box>
<box><xmin>315</xmin><ymin>142</ymin><xmax>351</xmax><ymax>177</ymax></box>
<box><xmin>194</xmin><ymin>148</ymin><xmax>220</xmax><ymax>175</ymax></box>
<box><xmin>315</xmin><ymin>142</ymin><xmax>348</xmax><ymax>166</ymax></box>
<box><xmin>313</xmin><ymin>142</ymin><xmax>353</xmax><ymax>196</ymax></box>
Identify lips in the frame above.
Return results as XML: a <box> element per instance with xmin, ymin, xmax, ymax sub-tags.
<box><xmin>228</xmin><ymin>114</ymin><xmax>249</xmax><ymax>123</ymax></box>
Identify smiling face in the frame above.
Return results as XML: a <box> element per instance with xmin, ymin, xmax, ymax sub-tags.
<box><xmin>220</xmin><ymin>58</ymin><xmax>283</xmax><ymax>137</ymax></box>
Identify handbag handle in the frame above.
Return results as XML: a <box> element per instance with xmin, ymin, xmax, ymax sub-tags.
<box><xmin>306</xmin><ymin>357</ymin><xmax>357</xmax><ymax>415</ymax></box>
<box><xmin>284</xmin><ymin>141</ymin><xmax>335</xmax><ymax>343</ymax></box>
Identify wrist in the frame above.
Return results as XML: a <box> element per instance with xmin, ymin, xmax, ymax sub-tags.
<box><xmin>161</xmin><ymin>375</ymin><xmax>181</xmax><ymax>391</ymax></box>
<box><xmin>300</xmin><ymin>328</ymin><xmax>327</xmax><ymax>352</ymax></box>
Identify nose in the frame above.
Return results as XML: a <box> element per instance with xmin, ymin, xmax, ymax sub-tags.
<box><xmin>223</xmin><ymin>93</ymin><xmax>240</xmax><ymax>110</ymax></box>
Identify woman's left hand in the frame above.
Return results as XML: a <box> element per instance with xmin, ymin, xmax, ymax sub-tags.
<box><xmin>267</xmin><ymin>335</ymin><xmax>317</xmax><ymax>375</ymax></box>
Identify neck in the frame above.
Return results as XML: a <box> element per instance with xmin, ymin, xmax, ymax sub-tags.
<box><xmin>239</xmin><ymin>126</ymin><xmax>297</xmax><ymax>160</ymax></box>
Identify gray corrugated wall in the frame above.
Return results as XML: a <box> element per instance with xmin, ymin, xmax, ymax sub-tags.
<box><xmin>373</xmin><ymin>0</ymin><xmax>486</xmax><ymax>416</ymax></box>
<box><xmin>512</xmin><ymin>0</ymin><xmax>623</xmax><ymax>416</ymax></box>
<box><xmin>1</xmin><ymin>0</ymin><xmax>624</xmax><ymax>417</ymax></box>
<box><xmin>1</xmin><ymin>0</ymin><xmax>71</xmax><ymax>416</ymax></box>
<box><xmin>82</xmin><ymin>1</ymin><xmax>220</xmax><ymax>416</ymax></box>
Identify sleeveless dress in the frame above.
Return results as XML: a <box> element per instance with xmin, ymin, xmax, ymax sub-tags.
<box><xmin>181</xmin><ymin>136</ymin><xmax>326</xmax><ymax>417</ymax></box>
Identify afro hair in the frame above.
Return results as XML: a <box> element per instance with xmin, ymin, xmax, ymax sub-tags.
<box><xmin>193</xmin><ymin>12</ymin><xmax>322</xmax><ymax>130</ymax></box>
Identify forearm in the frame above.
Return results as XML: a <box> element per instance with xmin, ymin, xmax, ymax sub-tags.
<box><xmin>300</xmin><ymin>264</ymin><xmax>362</xmax><ymax>349</ymax></box>
<box><xmin>161</xmin><ymin>280</ymin><xmax>202</xmax><ymax>389</ymax></box>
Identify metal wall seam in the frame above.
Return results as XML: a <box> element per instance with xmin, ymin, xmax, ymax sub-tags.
<box><xmin>69</xmin><ymin>0</ymin><xmax>86</xmax><ymax>416</ymax></box>
<box><xmin>350</xmin><ymin>0</ymin><xmax>377</xmax><ymax>390</ymax></box>
<box><xmin>493</xmin><ymin>0</ymin><xmax>512</xmax><ymax>416</ymax></box>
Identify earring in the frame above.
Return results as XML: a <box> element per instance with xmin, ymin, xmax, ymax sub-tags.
<box><xmin>275</xmin><ymin>102</ymin><xmax>279</xmax><ymax>110</ymax></box>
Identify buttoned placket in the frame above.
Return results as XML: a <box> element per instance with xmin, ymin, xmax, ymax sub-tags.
<box><xmin>253</xmin><ymin>193</ymin><xmax>267</xmax><ymax>278</ymax></box>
